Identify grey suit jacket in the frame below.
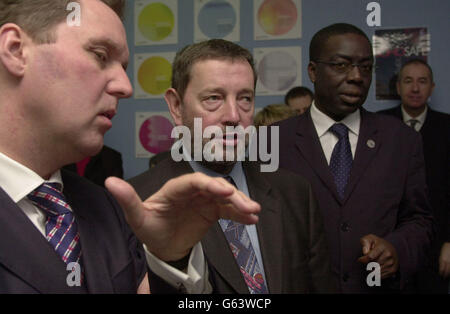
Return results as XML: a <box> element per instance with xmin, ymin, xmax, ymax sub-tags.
<box><xmin>0</xmin><ymin>169</ymin><xmax>146</xmax><ymax>293</ymax></box>
<box><xmin>129</xmin><ymin>158</ymin><xmax>337</xmax><ymax>293</ymax></box>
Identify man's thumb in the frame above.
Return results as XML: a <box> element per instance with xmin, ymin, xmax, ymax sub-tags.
<box><xmin>105</xmin><ymin>176</ymin><xmax>144</xmax><ymax>229</ymax></box>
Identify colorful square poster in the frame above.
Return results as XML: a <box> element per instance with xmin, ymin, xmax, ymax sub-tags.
<box><xmin>194</xmin><ymin>0</ymin><xmax>240</xmax><ymax>42</ymax></box>
<box><xmin>254</xmin><ymin>46</ymin><xmax>302</xmax><ymax>96</ymax></box>
<box><xmin>135</xmin><ymin>112</ymin><xmax>175</xmax><ymax>158</ymax></box>
<box><xmin>134</xmin><ymin>52</ymin><xmax>176</xmax><ymax>99</ymax></box>
<box><xmin>254</xmin><ymin>0</ymin><xmax>302</xmax><ymax>41</ymax></box>
<box><xmin>135</xmin><ymin>0</ymin><xmax>178</xmax><ymax>46</ymax></box>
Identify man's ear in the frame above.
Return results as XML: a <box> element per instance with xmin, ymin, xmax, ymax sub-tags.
<box><xmin>165</xmin><ymin>88</ymin><xmax>183</xmax><ymax>126</ymax></box>
<box><xmin>0</xmin><ymin>23</ymin><xmax>28</xmax><ymax>77</ymax></box>
<box><xmin>308</xmin><ymin>61</ymin><xmax>316</xmax><ymax>84</ymax></box>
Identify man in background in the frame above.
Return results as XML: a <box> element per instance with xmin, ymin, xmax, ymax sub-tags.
<box><xmin>379</xmin><ymin>59</ymin><xmax>450</xmax><ymax>293</ymax></box>
<box><xmin>64</xmin><ymin>145</ymin><xmax>124</xmax><ymax>187</ymax></box>
<box><xmin>284</xmin><ymin>86</ymin><xmax>314</xmax><ymax>115</ymax></box>
<box><xmin>254</xmin><ymin>104</ymin><xmax>296</xmax><ymax>127</ymax></box>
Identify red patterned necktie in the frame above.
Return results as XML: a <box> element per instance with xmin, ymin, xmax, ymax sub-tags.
<box><xmin>220</xmin><ymin>176</ymin><xmax>268</xmax><ymax>294</ymax></box>
<box><xmin>27</xmin><ymin>183</ymin><xmax>82</xmax><ymax>266</ymax></box>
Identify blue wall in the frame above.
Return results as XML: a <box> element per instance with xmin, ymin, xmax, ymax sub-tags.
<box><xmin>104</xmin><ymin>0</ymin><xmax>450</xmax><ymax>179</ymax></box>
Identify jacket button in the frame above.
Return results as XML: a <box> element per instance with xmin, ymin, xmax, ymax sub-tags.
<box><xmin>341</xmin><ymin>222</ymin><xmax>350</xmax><ymax>232</ymax></box>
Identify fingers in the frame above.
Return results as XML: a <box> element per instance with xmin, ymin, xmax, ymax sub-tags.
<box><xmin>439</xmin><ymin>259</ymin><xmax>450</xmax><ymax>278</ymax></box>
<box><xmin>439</xmin><ymin>243</ymin><xmax>450</xmax><ymax>278</ymax></box>
<box><xmin>360</xmin><ymin>234</ymin><xmax>376</xmax><ymax>255</ymax></box>
<box><xmin>358</xmin><ymin>234</ymin><xmax>399</xmax><ymax>279</ymax></box>
<box><xmin>163</xmin><ymin>173</ymin><xmax>234</xmax><ymax>201</ymax></box>
<box><xmin>166</xmin><ymin>173</ymin><xmax>261</xmax><ymax>216</ymax></box>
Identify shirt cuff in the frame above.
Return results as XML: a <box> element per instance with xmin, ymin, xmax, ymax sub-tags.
<box><xmin>143</xmin><ymin>243</ymin><xmax>212</xmax><ymax>294</ymax></box>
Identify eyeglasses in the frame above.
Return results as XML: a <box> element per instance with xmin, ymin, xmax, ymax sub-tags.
<box><xmin>314</xmin><ymin>61</ymin><xmax>374</xmax><ymax>75</ymax></box>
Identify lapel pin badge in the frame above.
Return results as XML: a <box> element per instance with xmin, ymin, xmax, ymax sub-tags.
<box><xmin>367</xmin><ymin>139</ymin><xmax>375</xmax><ymax>148</ymax></box>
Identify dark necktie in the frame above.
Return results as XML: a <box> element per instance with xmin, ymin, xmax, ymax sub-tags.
<box><xmin>329</xmin><ymin>124</ymin><xmax>353</xmax><ymax>200</ymax></box>
<box><xmin>409</xmin><ymin>119</ymin><xmax>419</xmax><ymax>131</ymax></box>
<box><xmin>219</xmin><ymin>176</ymin><xmax>268</xmax><ymax>294</ymax></box>
<box><xmin>27</xmin><ymin>183</ymin><xmax>82</xmax><ymax>266</ymax></box>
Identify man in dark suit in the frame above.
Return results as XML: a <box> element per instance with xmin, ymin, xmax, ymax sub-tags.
<box><xmin>129</xmin><ymin>39</ymin><xmax>336</xmax><ymax>293</ymax></box>
<box><xmin>379</xmin><ymin>59</ymin><xmax>450</xmax><ymax>293</ymax></box>
<box><xmin>63</xmin><ymin>145</ymin><xmax>124</xmax><ymax>187</ymax></box>
<box><xmin>272</xmin><ymin>23</ymin><xmax>434</xmax><ymax>293</ymax></box>
<box><xmin>0</xmin><ymin>0</ymin><xmax>259</xmax><ymax>293</ymax></box>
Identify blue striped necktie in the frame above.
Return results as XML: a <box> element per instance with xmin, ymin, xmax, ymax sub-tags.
<box><xmin>27</xmin><ymin>182</ymin><xmax>82</xmax><ymax>266</ymax></box>
<box><xmin>220</xmin><ymin>176</ymin><xmax>268</xmax><ymax>294</ymax></box>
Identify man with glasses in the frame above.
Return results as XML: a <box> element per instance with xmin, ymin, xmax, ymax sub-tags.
<box><xmin>271</xmin><ymin>23</ymin><xmax>434</xmax><ymax>293</ymax></box>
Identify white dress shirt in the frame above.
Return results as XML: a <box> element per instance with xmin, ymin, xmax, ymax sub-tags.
<box><xmin>0</xmin><ymin>152</ymin><xmax>66</xmax><ymax>236</ymax></box>
<box><xmin>310</xmin><ymin>102</ymin><xmax>360</xmax><ymax>164</ymax></box>
<box><xmin>401</xmin><ymin>105</ymin><xmax>427</xmax><ymax>132</ymax></box>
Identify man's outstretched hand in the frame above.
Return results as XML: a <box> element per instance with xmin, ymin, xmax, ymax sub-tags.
<box><xmin>105</xmin><ymin>173</ymin><xmax>261</xmax><ymax>262</ymax></box>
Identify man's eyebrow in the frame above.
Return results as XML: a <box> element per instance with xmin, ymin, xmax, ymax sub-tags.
<box><xmin>239</xmin><ymin>88</ymin><xmax>255</xmax><ymax>95</ymax></box>
<box><xmin>334</xmin><ymin>54</ymin><xmax>374</xmax><ymax>62</ymax></box>
<box><xmin>86</xmin><ymin>38</ymin><xmax>129</xmax><ymax>69</ymax></box>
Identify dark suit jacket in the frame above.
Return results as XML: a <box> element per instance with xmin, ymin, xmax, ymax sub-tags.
<box><xmin>63</xmin><ymin>145</ymin><xmax>123</xmax><ymax>187</ymax></box>
<box><xmin>379</xmin><ymin>105</ymin><xmax>450</xmax><ymax>293</ymax></box>
<box><xmin>129</xmin><ymin>158</ymin><xmax>337</xmax><ymax>293</ymax></box>
<box><xmin>272</xmin><ymin>108</ymin><xmax>434</xmax><ymax>293</ymax></box>
<box><xmin>0</xmin><ymin>169</ymin><xmax>146</xmax><ymax>293</ymax></box>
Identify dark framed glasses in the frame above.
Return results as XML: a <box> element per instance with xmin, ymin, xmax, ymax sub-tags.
<box><xmin>314</xmin><ymin>61</ymin><xmax>374</xmax><ymax>75</ymax></box>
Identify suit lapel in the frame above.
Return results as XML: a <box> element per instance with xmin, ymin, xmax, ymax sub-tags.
<box><xmin>199</xmin><ymin>161</ymin><xmax>282</xmax><ymax>293</ymax></box>
<box><xmin>159</xmin><ymin>161</ymin><xmax>249</xmax><ymax>292</ymax></box>
<box><xmin>0</xmin><ymin>188</ymin><xmax>84</xmax><ymax>293</ymax></box>
<box><xmin>420</xmin><ymin>108</ymin><xmax>435</xmax><ymax>140</ymax></box>
<box><xmin>342</xmin><ymin>109</ymin><xmax>380</xmax><ymax>203</ymax></box>
<box><xmin>62</xmin><ymin>173</ymin><xmax>113</xmax><ymax>293</ymax></box>
<box><xmin>391</xmin><ymin>106</ymin><xmax>403</xmax><ymax>120</ymax></box>
<box><xmin>243</xmin><ymin>162</ymin><xmax>282</xmax><ymax>293</ymax></box>
<box><xmin>194</xmin><ymin>159</ymin><xmax>248</xmax><ymax>293</ymax></box>
<box><xmin>202</xmin><ymin>223</ymin><xmax>249</xmax><ymax>293</ymax></box>
<box><xmin>294</xmin><ymin>113</ymin><xmax>341</xmax><ymax>203</ymax></box>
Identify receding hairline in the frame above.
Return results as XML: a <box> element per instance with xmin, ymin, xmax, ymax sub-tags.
<box><xmin>398</xmin><ymin>60</ymin><xmax>434</xmax><ymax>82</ymax></box>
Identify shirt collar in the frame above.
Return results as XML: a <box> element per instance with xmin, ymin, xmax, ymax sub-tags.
<box><xmin>401</xmin><ymin>104</ymin><xmax>427</xmax><ymax>125</ymax></box>
<box><xmin>0</xmin><ymin>152</ymin><xmax>63</xmax><ymax>203</ymax></box>
<box><xmin>310</xmin><ymin>101</ymin><xmax>361</xmax><ymax>137</ymax></box>
<box><xmin>187</xmin><ymin>158</ymin><xmax>245</xmax><ymax>191</ymax></box>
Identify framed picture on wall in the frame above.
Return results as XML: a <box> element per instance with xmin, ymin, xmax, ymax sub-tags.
<box><xmin>373</xmin><ymin>27</ymin><xmax>430</xmax><ymax>100</ymax></box>
<box><xmin>135</xmin><ymin>112</ymin><xmax>175</xmax><ymax>158</ymax></box>
<box><xmin>194</xmin><ymin>0</ymin><xmax>240</xmax><ymax>42</ymax></box>
<box><xmin>254</xmin><ymin>46</ymin><xmax>302</xmax><ymax>96</ymax></box>
<box><xmin>134</xmin><ymin>52</ymin><xmax>176</xmax><ymax>99</ymax></box>
<box><xmin>135</xmin><ymin>0</ymin><xmax>178</xmax><ymax>46</ymax></box>
<box><xmin>253</xmin><ymin>0</ymin><xmax>302</xmax><ymax>41</ymax></box>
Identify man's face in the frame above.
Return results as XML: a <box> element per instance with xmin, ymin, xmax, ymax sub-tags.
<box><xmin>287</xmin><ymin>95</ymin><xmax>313</xmax><ymax>115</ymax></box>
<box><xmin>308</xmin><ymin>33</ymin><xmax>373</xmax><ymax>121</ymax></box>
<box><xmin>397</xmin><ymin>63</ymin><xmax>434</xmax><ymax>111</ymax></box>
<box><xmin>22</xmin><ymin>0</ymin><xmax>132</xmax><ymax>161</ymax></box>
<box><xmin>172</xmin><ymin>58</ymin><xmax>255</xmax><ymax>170</ymax></box>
